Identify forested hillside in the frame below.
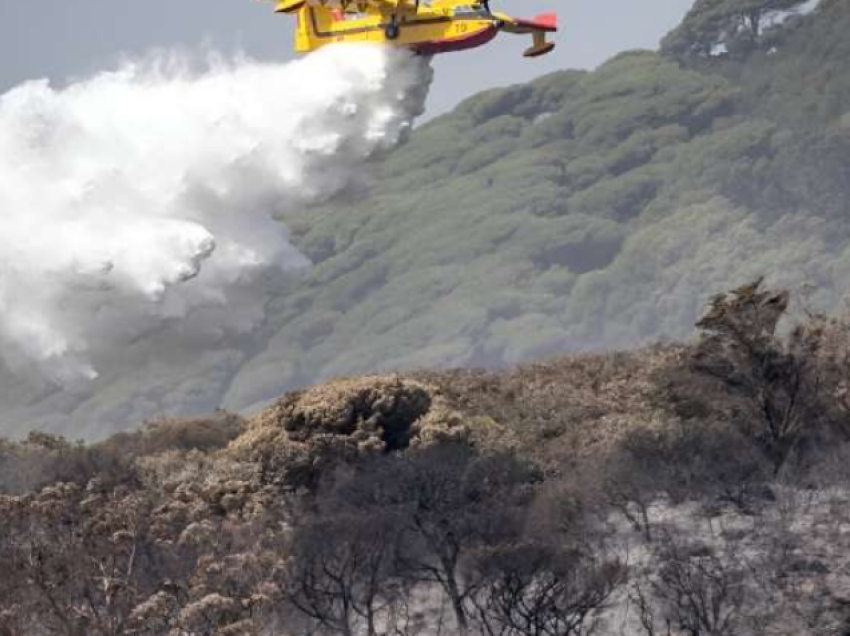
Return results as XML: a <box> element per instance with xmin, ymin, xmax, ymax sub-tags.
<box><xmin>4</xmin><ymin>0</ymin><xmax>850</xmax><ymax>438</ymax></box>
<box><xmin>229</xmin><ymin>0</ymin><xmax>850</xmax><ymax>408</ymax></box>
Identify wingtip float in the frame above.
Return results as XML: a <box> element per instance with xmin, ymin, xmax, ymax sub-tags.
<box><xmin>268</xmin><ymin>0</ymin><xmax>558</xmax><ymax>58</ymax></box>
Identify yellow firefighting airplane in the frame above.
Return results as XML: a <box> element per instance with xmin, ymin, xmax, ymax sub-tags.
<box><xmin>269</xmin><ymin>0</ymin><xmax>558</xmax><ymax>58</ymax></box>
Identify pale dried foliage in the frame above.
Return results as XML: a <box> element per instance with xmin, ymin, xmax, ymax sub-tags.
<box><xmin>419</xmin><ymin>346</ymin><xmax>684</xmax><ymax>465</ymax></box>
<box><xmin>228</xmin><ymin>375</ymin><xmax>517</xmax><ymax>494</ymax></box>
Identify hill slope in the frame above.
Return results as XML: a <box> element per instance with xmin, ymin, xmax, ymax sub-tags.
<box><xmin>4</xmin><ymin>0</ymin><xmax>850</xmax><ymax>438</ymax></box>
<box><xmin>222</xmin><ymin>0</ymin><xmax>850</xmax><ymax>409</ymax></box>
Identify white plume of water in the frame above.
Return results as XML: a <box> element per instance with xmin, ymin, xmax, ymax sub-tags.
<box><xmin>0</xmin><ymin>45</ymin><xmax>431</xmax><ymax>383</ymax></box>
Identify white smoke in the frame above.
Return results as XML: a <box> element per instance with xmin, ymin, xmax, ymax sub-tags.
<box><xmin>0</xmin><ymin>45</ymin><xmax>431</xmax><ymax>384</ymax></box>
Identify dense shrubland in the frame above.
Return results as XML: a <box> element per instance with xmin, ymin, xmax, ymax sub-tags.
<box><xmin>3</xmin><ymin>280</ymin><xmax>850</xmax><ymax>635</ymax></box>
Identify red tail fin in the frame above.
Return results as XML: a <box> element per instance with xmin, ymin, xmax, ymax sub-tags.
<box><xmin>530</xmin><ymin>13</ymin><xmax>558</xmax><ymax>31</ymax></box>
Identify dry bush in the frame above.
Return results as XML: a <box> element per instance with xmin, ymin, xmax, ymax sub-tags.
<box><xmin>0</xmin><ymin>469</ymin><xmax>286</xmax><ymax>636</ymax></box>
<box><xmin>97</xmin><ymin>410</ymin><xmax>245</xmax><ymax>459</ymax></box>
<box><xmin>275</xmin><ymin>435</ymin><xmax>544</xmax><ymax>635</ymax></box>
<box><xmin>0</xmin><ymin>432</ymin><xmax>126</xmax><ymax>494</ymax></box>
<box><xmin>229</xmin><ymin>376</ymin><xmax>458</xmax><ymax>493</ymax></box>
<box><xmin>667</xmin><ymin>279</ymin><xmax>850</xmax><ymax>478</ymax></box>
<box><xmin>236</xmin><ymin>376</ymin><xmax>436</xmax><ymax>451</ymax></box>
<box><xmin>418</xmin><ymin>346</ymin><xmax>682</xmax><ymax>469</ymax></box>
<box><xmin>352</xmin><ymin>444</ymin><xmax>541</xmax><ymax>634</ymax></box>
<box><xmin>0</xmin><ymin>413</ymin><xmax>245</xmax><ymax>496</ymax></box>
<box><xmin>603</xmin><ymin>419</ymin><xmax>771</xmax><ymax>528</ymax></box>
<box><xmin>228</xmin><ymin>375</ymin><xmax>514</xmax><ymax>495</ymax></box>
<box><xmin>0</xmin><ymin>483</ymin><xmax>161</xmax><ymax>636</ymax></box>
<box><xmin>523</xmin><ymin>475</ymin><xmax>614</xmax><ymax>551</ymax></box>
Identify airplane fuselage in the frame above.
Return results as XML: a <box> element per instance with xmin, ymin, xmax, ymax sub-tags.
<box><xmin>294</xmin><ymin>4</ymin><xmax>500</xmax><ymax>55</ymax></box>
<box><xmin>272</xmin><ymin>0</ymin><xmax>557</xmax><ymax>58</ymax></box>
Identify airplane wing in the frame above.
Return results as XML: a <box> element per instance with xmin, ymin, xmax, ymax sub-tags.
<box><xmin>272</xmin><ymin>0</ymin><xmax>412</xmax><ymax>13</ymax></box>
<box><xmin>499</xmin><ymin>12</ymin><xmax>558</xmax><ymax>34</ymax></box>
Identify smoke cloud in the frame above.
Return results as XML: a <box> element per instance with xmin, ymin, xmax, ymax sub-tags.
<box><xmin>0</xmin><ymin>45</ymin><xmax>431</xmax><ymax>384</ymax></box>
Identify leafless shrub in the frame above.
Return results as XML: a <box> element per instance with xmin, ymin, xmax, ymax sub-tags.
<box><xmin>632</xmin><ymin>532</ymin><xmax>747</xmax><ymax>636</ymax></box>
<box><xmin>349</xmin><ymin>444</ymin><xmax>541</xmax><ymax>634</ymax></box>
<box><xmin>282</xmin><ymin>511</ymin><xmax>406</xmax><ymax>636</ymax></box>
<box><xmin>469</xmin><ymin>541</ymin><xmax>625</xmax><ymax>636</ymax></box>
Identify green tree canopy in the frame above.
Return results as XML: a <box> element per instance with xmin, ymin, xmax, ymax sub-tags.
<box><xmin>662</xmin><ymin>0</ymin><xmax>809</xmax><ymax>60</ymax></box>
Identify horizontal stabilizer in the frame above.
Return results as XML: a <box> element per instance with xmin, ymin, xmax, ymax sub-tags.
<box><xmin>524</xmin><ymin>41</ymin><xmax>556</xmax><ymax>58</ymax></box>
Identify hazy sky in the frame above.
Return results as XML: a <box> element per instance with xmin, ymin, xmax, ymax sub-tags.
<box><xmin>0</xmin><ymin>0</ymin><xmax>694</xmax><ymax>116</ymax></box>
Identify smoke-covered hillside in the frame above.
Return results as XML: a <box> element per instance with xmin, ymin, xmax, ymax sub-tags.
<box><xmin>4</xmin><ymin>0</ymin><xmax>850</xmax><ymax>439</ymax></box>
